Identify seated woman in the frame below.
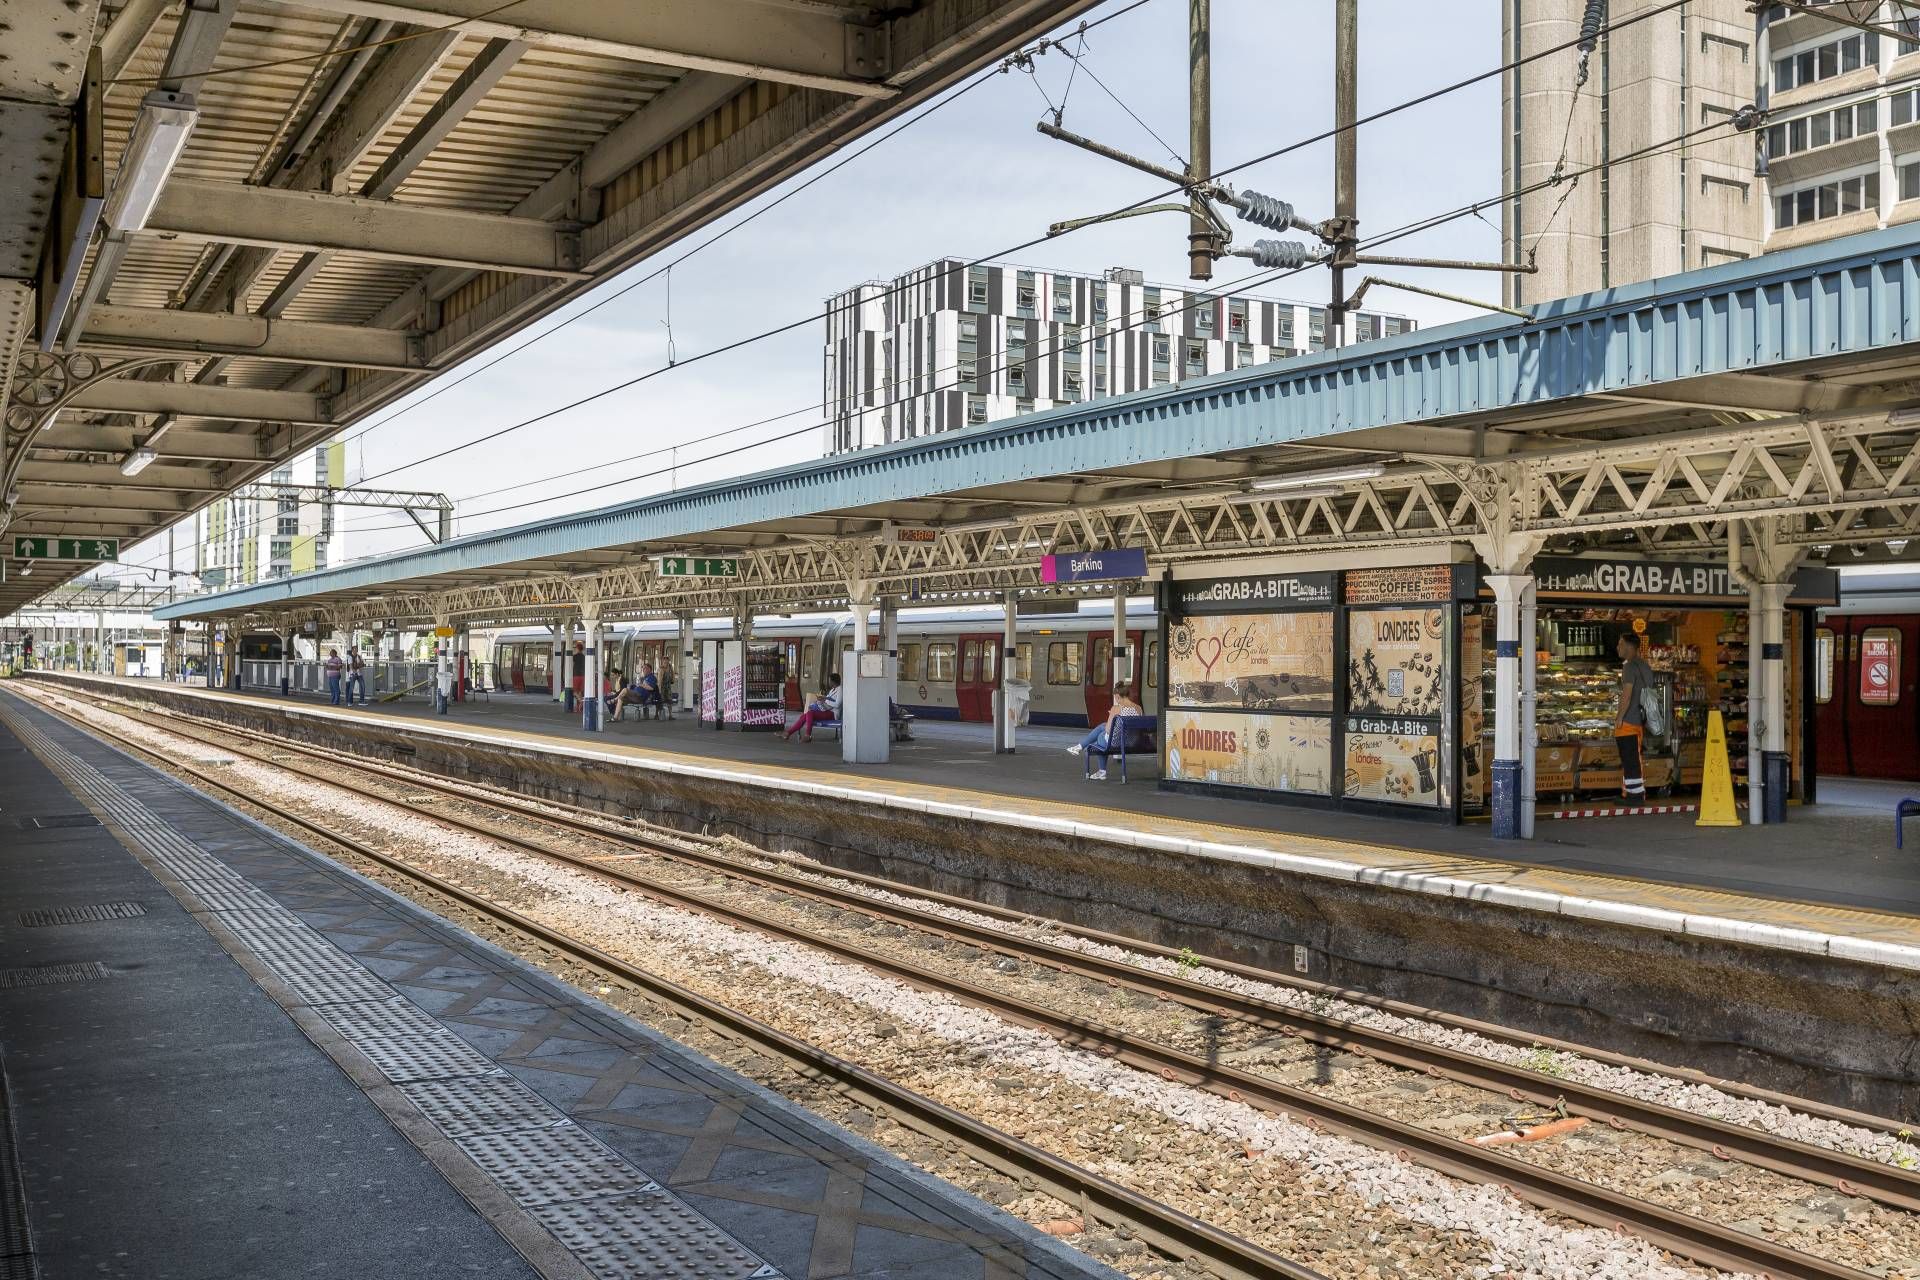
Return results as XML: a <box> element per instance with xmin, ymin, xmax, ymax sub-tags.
<box><xmin>1067</xmin><ymin>691</ymin><xmax>1144</xmax><ymax>780</ymax></box>
<box><xmin>633</xmin><ymin>663</ymin><xmax>664</xmax><ymax>714</ymax></box>
<box><xmin>783</xmin><ymin>674</ymin><xmax>841</xmax><ymax>742</ymax></box>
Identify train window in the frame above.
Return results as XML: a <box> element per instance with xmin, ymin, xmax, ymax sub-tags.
<box><xmin>1015</xmin><ymin>642</ymin><xmax>1033</xmax><ymax>682</ymax></box>
<box><xmin>1860</xmin><ymin>627</ymin><xmax>1901</xmax><ymax>706</ymax></box>
<box><xmin>1047</xmin><ymin>641</ymin><xmax>1083</xmax><ymax>685</ymax></box>
<box><xmin>1147</xmin><ymin>641</ymin><xmax>1161</xmax><ymax>688</ymax></box>
<box><xmin>899</xmin><ymin>643</ymin><xmax>923</xmax><ymax>681</ymax></box>
<box><xmin>1814</xmin><ymin>628</ymin><xmax>1835</xmax><ymax>705</ymax></box>
<box><xmin>802</xmin><ymin>642</ymin><xmax>818</xmax><ymax>680</ymax></box>
<box><xmin>980</xmin><ymin>643</ymin><xmax>996</xmax><ymax>684</ymax></box>
<box><xmin>926</xmin><ymin>642</ymin><xmax>957</xmax><ymax>681</ymax></box>
<box><xmin>961</xmin><ymin>644</ymin><xmax>978</xmax><ymax>683</ymax></box>
<box><xmin>1090</xmin><ymin>637</ymin><xmax>1112</xmax><ymax>686</ymax></box>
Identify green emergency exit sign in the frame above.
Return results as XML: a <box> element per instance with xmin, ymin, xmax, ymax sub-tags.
<box><xmin>655</xmin><ymin>556</ymin><xmax>740</xmax><ymax>578</ymax></box>
<box><xmin>13</xmin><ymin>536</ymin><xmax>118</xmax><ymax>561</ymax></box>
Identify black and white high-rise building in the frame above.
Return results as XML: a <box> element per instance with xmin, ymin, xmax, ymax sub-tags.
<box><xmin>823</xmin><ymin>258</ymin><xmax>1413</xmax><ymax>454</ymax></box>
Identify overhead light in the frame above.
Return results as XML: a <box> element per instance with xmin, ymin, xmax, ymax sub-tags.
<box><xmin>1234</xmin><ymin>483</ymin><xmax>1344</xmax><ymax>501</ymax></box>
<box><xmin>1889</xmin><ymin>538</ymin><xmax>1911</xmax><ymax>555</ymax></box>
<box><xmin>102</xmin><ymin>90</ymin><xmax>198</xmax><ymax>232</ymax></box>
<box><xmin>1</xmin><ymin>486</ymin><xmax>16</xmax><ymax>510</ymax></box>
<box><xmin>17</xmin><ymin>563</ymin><xmax>31</xmax><ymax>578</ymax></box>
<box><xmin>1249</xmin><ymin>462</ymin><xmax>1388</xmax><ymax>491</ymax></box>
<box><xmin>119</xmin><ymin>446</ymin><xmax>158</xmax><ymax>477</ymax></box>
<box><xmin>1890</xmin><ymin>406</ymin><xmax>1920</xmax><ymax>429</ymax></box>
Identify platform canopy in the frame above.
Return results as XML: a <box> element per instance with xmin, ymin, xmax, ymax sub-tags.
<box><xmin>0</xmin><ymin>0</ymin><xmax>1101</xmax><ymax>619</ymax></box>
<box><xmin>156</xmin><ymin>220</ymin><xmax>1920</xmax><ymax>633</ymax></box>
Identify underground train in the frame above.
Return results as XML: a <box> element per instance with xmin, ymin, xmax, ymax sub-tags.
<box><xmin>1815</xmin><ymin>570</ymin><xmax>1920</xmax><ymax>781</ymax></box>
<box><xmin>491</xmin><ymin>607</ymin><xmax>1162</xmax><ymax>728</ymax></box>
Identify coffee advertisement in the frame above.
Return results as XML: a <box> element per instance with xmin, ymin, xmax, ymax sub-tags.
<box><xmin>1164</xmin><ymin>710</ymin><xmax>1332</xmax><ymax>794</ymax></box>
<box><xmin>1344</xmin><ymin>564</ymin><xmax>1456</xmax><ymax>605</ymax></box>
<box><xmin>1342</xmin><ymin>719</ymin><xmax>1442</xmax><ymax>806</ymax></box>
<box><xmin>1168</xmin><ymin>611</ymin><xmax>1335</xmax><ymax>712</ymax></box>
<box><xmin>1347</xmin><ymin>606</ymin><xmax>1447</xmax><ymax>717</ymax></box>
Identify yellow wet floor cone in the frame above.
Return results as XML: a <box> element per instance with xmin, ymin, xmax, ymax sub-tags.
<box><xmin>1697</xmin><ymin>709</ymin><xmax>1740</xmax><ymax>827</ymax></box>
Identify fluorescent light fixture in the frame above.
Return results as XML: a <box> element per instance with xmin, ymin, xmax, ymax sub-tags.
<box><xmin>1889</xmin><ymin>538</ymin><xmax>1911</xmax><ymax>555</ymax></box>
<box><xmin>1249</xmin><ymin>462</ymin><xmax>1387</xmax><ymax>491</ymax></box>
<box><xmin>119</xmin><ymin>446</ymin><xmax>157</xmax><ymax>476</ymax></box>
<box><xmin>17</xmin><ymin>563</ymin><xmax>31</xmax><ymax>578</ymax></box>
<box><xmin>102</xmin><ymin>90</ymin><xmax>198</xmax><ymax>232</ymax></box>
<box><xmin>1234</xmin><ymin>483</ymin><xmax>1344</xmax><ymax>501</ymax></box>
<box><xmin>1891</xmin><ymin>406</ymin><xmax>1920</xmax><ymax>429</ymax></box>
<box><xmin>1839</xmin><ymin>563</ymin><xmax>1920</xmax><ymax>578</ymax></box>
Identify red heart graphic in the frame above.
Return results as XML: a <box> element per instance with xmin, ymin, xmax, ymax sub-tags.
<box><xmin>1195</xmin><ymin>636</ymin><xmax>1224</xmax><ymax>678</ymax></box>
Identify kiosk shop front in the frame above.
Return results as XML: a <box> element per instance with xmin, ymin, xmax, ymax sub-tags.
<box><xmin>1159</xmin><ymin>560</ymin><xmax>1474</xmax><ymax>821</ymax></box>
<box><xmin>1462</xmin><ymin>556</ymin><xmax>1839</xmax><ymax>817</ymax></box>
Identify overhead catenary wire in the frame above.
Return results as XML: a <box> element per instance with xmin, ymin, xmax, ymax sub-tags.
<box><xmin>228</xmin><ymin>107</ymin><xmax>1762</xmax><ymax>561</ymax></box>
<box><xmin>346</xmin><ymin>0</ymin><xmax>1693</xmax><ymax>490</ymax></box>
<box><xmin>332</xmin><ymin>0</ymin><xmax>1165</xmax><ymax>454</ymax></box>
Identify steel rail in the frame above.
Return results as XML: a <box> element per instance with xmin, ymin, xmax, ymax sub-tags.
<box><xmin>56</xmin><ymin>681</ymin><xmax>1920</xmax><ymax>1214</ymax></box>
<box><xmin>26</xmin><ymin>683</ymin><xmax>1891</xmax><ymax>1280</ymax></box>
<box><xmin>14</xmin><ymin>691</ymin><xmax>1324</xmax><ymax>1280</ymax></box>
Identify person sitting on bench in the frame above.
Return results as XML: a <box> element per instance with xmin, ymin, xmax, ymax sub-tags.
<box><xmin>784</xmin><ymin>674</ymin><xmax>840</xmax><ymax>742</ymax></box>
<box><xmin>1067</xmin><ymin>691</ymin><xmax>1144</xmax><ymax>780</ymax></box>
<box><xmin>631</xmin><ymin>663</ymin><xmax>665</xmax><ymax>716</ymax></box>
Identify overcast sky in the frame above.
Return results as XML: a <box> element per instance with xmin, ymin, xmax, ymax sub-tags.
<box><xmin>122</xmin><ymin>0</ymin><xmax>1505</xmax><ymax>579</ymax></box>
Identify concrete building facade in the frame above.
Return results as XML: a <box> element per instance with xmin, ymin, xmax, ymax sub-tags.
<box><xmin>824</xmin><ymin>259</ymin><xmax>1411</xmax><ymax>454</ymax></box>
<box><xmin>1759</xmin><ymin>4</ymin><xmax>1920</xmax><ymax>250</ymax></box>
<box><xmin>1503</xmin><ymin>0</ymin><xmax>1766</xmax><ymax>306</ymax></box>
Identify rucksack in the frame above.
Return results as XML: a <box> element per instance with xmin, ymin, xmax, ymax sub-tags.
<box><xmin>1639</xmin><ymin>685</ymin><xmax>1666</xmax><ymax>738</ymax></box>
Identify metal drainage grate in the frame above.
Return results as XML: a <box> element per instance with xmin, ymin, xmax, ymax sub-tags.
<box><xmin>0</xmin><ymin>963</ymin><xmax>109</xmax><ymax>990</ymax></box>
<box><xmin>17</xmin><ymin>902</ymin><xmax>146</xmax><ymax>928</ymax></box>
<box><xmin>454</xmin><ymin>1124</ymin><xmax>649</xmax><ymax>1207</ymax></box>
<box><xmin>528</xmin><ymin>1189</ymin><xmax>777</xmax><ymax>1280</ymax></box>
<box><xmin>2</xmin><ymin>814</ymin><xmax>99</xmax><ymax>831</ymax></box>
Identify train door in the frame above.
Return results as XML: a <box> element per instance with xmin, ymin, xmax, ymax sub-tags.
<box><xmin>507</xmin><ymin>643</ymin><xmax>525</xmax><ymax>693</ymax></box>
<box><xmin>1822</xmin><ymin>614</ymin><xmax>1920</xmax><ymax>780</ymax></box>
<box><xmin>1085</xmin><ymin>629</ymin><xmax>1146</xmax><ymax>726</ymax></box>
<box><xmin>783</xmin><ymin>640</ymin><xmax>804</xmax><ymax>710</ymax></box>
<box><xmin>955</xmin><ymin>634</ymin><xmax>998</xmax><ymax>722</ymax></box>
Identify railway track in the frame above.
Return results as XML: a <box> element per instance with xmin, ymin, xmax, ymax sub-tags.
<box><xmin>23</xmin><ymin>680</ymin><xmax>1913</xmax><ymax>1280</ymax></box>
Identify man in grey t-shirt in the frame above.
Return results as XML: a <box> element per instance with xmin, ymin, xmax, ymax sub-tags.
<box><xmin>1615</xmin><ymin>632</ymin><xmax>1655</xmax><ymax>801</ymax></box>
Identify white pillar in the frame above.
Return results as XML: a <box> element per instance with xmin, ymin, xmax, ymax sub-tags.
<box><xmin>282</xmin><ymin>629</ymin><xmax>294</xmax><ymax>695</ymax></box>
<box><xmin>434</xmin><ymin>625</ymin><xmax>453</xmax><ymax>714</ymax></box>
<box><xmin>1757</xmin><ymin>581</ymin><xmax>1792</xmax><ymax>824</ymax></box>
<box><xmin>995</xmin><ymin>588</ymin><xmax>1018</xmax><ymax>753</ymax></box>
<box><xmin>677</xmin><ymin>612</ymin><xmax>697</xmax><ymax>712</ymax></box>
<box><xmin>1745</xmin><ymin>585</ymin><xmax>1764</xmax><ymax>826</ymax></box>
<box><xmin>581</xmin><ymin>612</ymin><xmax>603</xmax><ymax>731</ymax></box>
<box><xmin>1487</xmin><ymin>573</ymin><xmax>1534</xmax><ymax>840</ymax></box>
<box><xmin>1112</xmin><ymin>580</ymin><xmax>1128</xmax><ymax>692</ymax></box>
<box><xmin>550</xmin><ymin>618</ymin><xmax>565</xmax><ymax>703</ymax></box>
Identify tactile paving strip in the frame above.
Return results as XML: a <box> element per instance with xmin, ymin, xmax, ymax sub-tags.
<box><xmin>342</xmin><ymin>1031</ymin><xmax>500</xmax><ymax>1084</ymax></box>
<box><xmin>455</xmin><ymin>1124</ymin><xmax>650</xmax><ymax>1207</ymax></box>
<box><xmin>319</xmin><ymin>997</ymin><xmax>448</xmax><ymax>1042</ymax></box>
<box><xmin>397</xmin><ymin>1074</ymin><xmax>564</xmax><ymax>1139</ymax></box>
<box><xmin>272</xmin><ymin>967</ymin><xmax>396</xmax><ymax>1007</ymax></box>
<box><xmin>528</xmin><ymin>1188</ymin><xmax>778</xmax><ymax>1280</ymax></box>
<box><xmin>2</xmin><ymin>701</ymin><xmax>786</xmax><ymax>1280</ymax></box>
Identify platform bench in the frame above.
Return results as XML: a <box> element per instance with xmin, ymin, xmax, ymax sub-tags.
<box><xmin>815</xmin><ymin>713</ymin><xmax>914</xmax><ymax>744</ymax></box>
<box><xmin>1086</xmin><ymin>714</ymin><xmax>1158</xmax><ymax>783</ymax></box>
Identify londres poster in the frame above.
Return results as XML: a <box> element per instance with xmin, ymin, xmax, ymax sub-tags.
<box><xmin>1163</xmin><ymin>709</ymin><xmax>1332</xmax><ymax>794</ymax></box>
<box><xmin>1167</xmin><ymin>611</ymin><xmax>1335</xmax><ymax>712</ymax></box>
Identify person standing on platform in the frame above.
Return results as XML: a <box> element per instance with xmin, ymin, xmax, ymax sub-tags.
<box><xmin>347</xmin><ymin>647</ymin><xmax>366</xmax><ymax>705</ymax></box>
<box><xmin>658</xmin><ymin>658</ymin><xmax>676</xmax><ymax>719</ymax></box>
<box><xmin>1615</xmin><ymin>632</ymin><xmax>1655</xmax><ymax>803</ymax></box>
<box><xmin>323</xmin><ymin>648</ymin><xmax>345</xmax><ymax>706</ymax></box>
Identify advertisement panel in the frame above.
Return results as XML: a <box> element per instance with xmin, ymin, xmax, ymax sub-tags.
<box><xmin>1163</xmin><ymin>710</ymin><xmax>1332</xmax><ymax>794</ymax></box>
<box><xmin>1342</xmin><ymin>716</ymin><xmax>1442</xmax><ymax>806</ymax></box>
<box><xmin>1167</xmin><ymin>611</ymin><xmax>1335</xmax><ymax>712</ymax></box>
<box><xmin>1460</xmin><ymin>610</ymin><xmax>1485</xmax><ymax>810</ymax></box>
<box><xmin>1344</xmin><ymin>565</ymin><xmax>1456</xmax><ymax>605</ymax></box>
<box><xmin>1347</xmin><ymin>606</ymin><xmax>1447</xmax><ymax>717</ymax></box>
<box><xmin>1170</xmin><ymin>571</ymin><xmax>1334</xmax><ymax>614</ymax></box>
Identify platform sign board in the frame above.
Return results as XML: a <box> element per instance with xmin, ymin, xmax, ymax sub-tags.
<box><xmin>1040</xmin><ymin>548</ymin><xmax>1147</xmax><ymax>584</ymax></box>
<box><xmin>881</xmin><ymin>524</ymin><xmax>939</xmax><ymax>546</ymax></box>
<box><xmin>13</xmin><ymin>536</ymin><xmax>118</xmax><ymax>562</ymax></box>
<box><xmin>656</xmin><ymin>556</ymin><xmax>740</xmax><ymax>578</ymax></box>
<box><xmin>1171</xmin><ymin>571</ymin><xmax>1333</xmax><ymax>615</ymax></box>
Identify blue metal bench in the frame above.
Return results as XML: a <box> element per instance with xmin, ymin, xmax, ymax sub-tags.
<box><xmin>1085</xmin><ymin>714</ymin><xmax>1157</xmax><ymax>782</ymax></box>
<box><xmin>1898</xmin><ymin>799</ymin><xmax>1920</xmax><ymax>848</ymax></box>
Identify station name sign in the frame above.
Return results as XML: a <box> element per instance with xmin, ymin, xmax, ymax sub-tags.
<box><xmin>656</xmin><ymin>556</ymin><xmax>741</xmax><ymax>578</ymax></box>
<box><xmin>1171</xmin><ymin>570</ymin><xmax>1334</xmax><ymax>615</ymax></box>
<box><xmin>1528</xmin><ymin>556</ymin><xmax>1839</xmax><ymax>604</ymax></box>
<box><xmin>13</xmin><ymin>536</ymin><xmax>118</xmax><ymax>562</ymax></box>
<box><xmin>1041</xmin><ymin>547</ymin><xmax>1147</xmax><ymax>584</ymax></box>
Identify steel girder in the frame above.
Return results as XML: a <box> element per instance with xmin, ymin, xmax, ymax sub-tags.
<box><xmin>213</xmin><ymin>416</ymin><xmax>1920</xmax><ymax>633</ymax></box>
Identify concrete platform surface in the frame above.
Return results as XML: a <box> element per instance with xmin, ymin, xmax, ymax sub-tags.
<box><xmin>0</xmin><ymin>685</ymin><xmax>1119</xmax><ymax>1280</ymax></box>
<box><xmin>33</xmin><ymin>673</ymin><xmax>1920</xmax><ymax>975</ymax></box>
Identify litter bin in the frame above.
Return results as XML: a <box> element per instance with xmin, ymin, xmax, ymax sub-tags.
<box><xmin>1003</xmin><ymin>677</ymin><xmax>1032</xmax><ymax>727</ymax></box>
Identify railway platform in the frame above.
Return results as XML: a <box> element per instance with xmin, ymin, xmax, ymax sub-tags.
<box><xmin>24</xmin><ymin>671</ymin><xmax>1920</xmax><ymax>1115</ymax></box>
<box><xmin>0</xmin><ymin>686</ymin><xmax>1120</xmax><ymax>1280</ymax></box>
